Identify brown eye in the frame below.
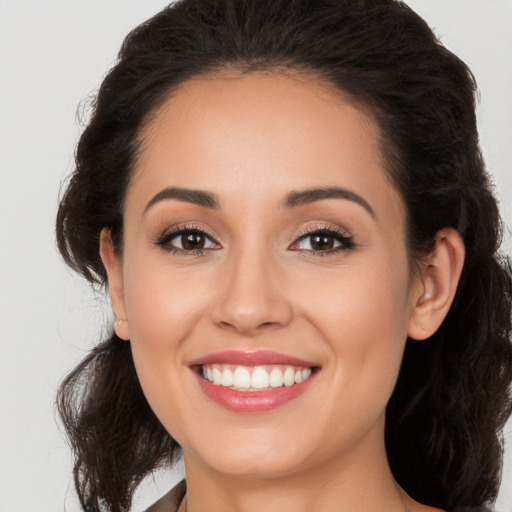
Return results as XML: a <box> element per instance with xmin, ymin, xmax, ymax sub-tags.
<box><xmin>290</xmin><ymin>228</ymin><xmax>355</xmax><ymax>254</ymax></box>
<box><xmin>156</xmin><ymin>227</ymin><xmax>220</xmax><ymax>254</ymax></box>
<box><xmin>181</xmin><ymin>232</ymin><xmax>205</xmax><ymax>250</ymax></box>
<box><xmin>310</xmin><ymin>234</ymin><xmax>335</xmax><ymax>250</ymax></box>
<box><xmin>169</xmin><ymin>230</ymin><xmax>218</xmax><ymax>251</ymax></box>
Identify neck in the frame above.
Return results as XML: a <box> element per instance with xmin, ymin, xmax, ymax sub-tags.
<box><xmin>181</xmin><ymin>417</ymin><xmax>428</xmax><ymax>512</ymax></box>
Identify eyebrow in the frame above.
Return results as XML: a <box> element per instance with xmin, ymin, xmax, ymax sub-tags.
<box><xmin>144</xmin><ymin>187</ymin><xmax>220</xmax><ymax>214</ymax></box>
<box><xmin>283</xmin><ymin>186</ymin><xmax>375</xmax><ymax>217</ymax></box>
<box><xmin>143</xmin><ymin>185</ymin><xmax>375</xmax><ymax>218</ymax></box>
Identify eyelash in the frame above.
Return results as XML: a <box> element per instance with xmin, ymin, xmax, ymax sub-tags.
<box><xmin>292</xmin><ymin>225</ymin><xmax>356</xmax><ymax>257</ymax></box>
<box><xmin>154</xmin><ymin>224</ymin><xmax>355</xmax><ymax>257</ymax></box>
<box><xmin>154</xmin><ymin>224</ymin><xmax>219</xmax><ymax>257</ymax></box>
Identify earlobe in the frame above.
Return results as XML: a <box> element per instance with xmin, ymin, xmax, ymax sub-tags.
<box><xmin>99</xmin><ymin>228</ymin><xmax>130</xmax><ymax>340</ymax></box>
<box><xmin>408</xmin><ymin>228</ymin><xmax>465</xmax><ymax>340</ymax></box>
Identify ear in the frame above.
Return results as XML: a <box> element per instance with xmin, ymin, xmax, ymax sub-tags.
<box><xmin>99</xmin><ymin>228</ymin><xmax>130</xmax><ymax>340</ymax></box>
<box><xmin>408</xmin><ymin>227</ymin><xmax>465</xmax><ymax>340</ymax></box>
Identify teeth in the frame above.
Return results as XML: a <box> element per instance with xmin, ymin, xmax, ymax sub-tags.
<box><xmin>233</xmin><ymin>367</ymin><xmax>251</xmax><ymax>389</ymax></box>
<box><xmin>283</xmin><ymin>367</ymin><xmax>295</xmax><ymax>387</ymax></box>
<box><xmin>212</xmin><ymin>367</ymin><xmax>223</xmax><ymax>385</ymax></box>
<box><xmin>221</xmin><ymin>368</ymin><xmax>234</xmax><ymax>387</ymax></box>
<box><xmin>251</xmin><ymin>368</ymin><xmax>269</xmax><ymax>389</ymax></box>
<box><xmin>201</xmin><ymin>364</ymin><xmax>314</xmax><ymax>391</ymax></box>
<box><xmin>269</xmin><ymin>367</ymin><xmax>284</xmax><ymax>388</ymax></box>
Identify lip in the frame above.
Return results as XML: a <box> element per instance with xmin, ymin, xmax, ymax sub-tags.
<box><xmin>189</xmin><ymin>350</ymin><xmax>320</xmax><ymax>413</ymax></box>
<box><xmin>189</xmin><ymin>350</ymin><xmax>318</xmax><ymax>367</ymax></box>
<box><xmin>193</xmin><ymin>370</ymin><xmax>317</xmax><ymax>413</ymax></box>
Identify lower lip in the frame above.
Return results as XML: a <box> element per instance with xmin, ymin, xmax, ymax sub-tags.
<box><xmin>194</xmin><ymin>370</ymin><xmax>316</xmax><ymax>412</ymax></box>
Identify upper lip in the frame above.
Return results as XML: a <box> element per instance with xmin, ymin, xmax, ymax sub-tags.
<box><xmin>189</xmin><ymin>350</ymin><xmax>318</xmax><ymax>367</ymax></box>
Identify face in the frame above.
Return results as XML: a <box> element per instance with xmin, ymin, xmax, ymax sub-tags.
<box><xmin>106</xmin><ymin>72</ymin><xmax>422</xmax><ymax>480</ymax></box>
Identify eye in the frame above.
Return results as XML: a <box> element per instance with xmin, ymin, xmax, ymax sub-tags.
<box><xmin>290</xmin><ymin>227</ymin><xmax>355</xmax><ymax>255</ymax></box>
<box><xmin>155</xmin><ymin>225</ymin><xmax>220</xmax><ymax>254</ymax></box>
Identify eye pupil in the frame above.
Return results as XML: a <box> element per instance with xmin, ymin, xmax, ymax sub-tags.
<box><xmin>311</xmin><ymin>235</ymin><xmax>334</xmax><ymax>250</ymax></box>
<box><xmin>182</xmin><ymin>232</ymin><xmax>204</xmax><ymax>249</ymax></box>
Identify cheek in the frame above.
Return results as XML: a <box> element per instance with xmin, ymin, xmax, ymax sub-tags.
<box><xmin>123</xmin><ymin>253</ymin><xmax>210</xmax><ymax>347</ymax></box>
<box><xmin>298</xmin><ymin>256</ymin><xmax>411</xmax><ymax>419</ymax></box>
<box><xmin>299</xmin><ymin>251</ymin><xmax>410</xmax><ymax>342</ymax></box>
<box><xmin>120</xmin><ymin>253</ymin><xmax>213</xmax><ymax>419</ymax></box>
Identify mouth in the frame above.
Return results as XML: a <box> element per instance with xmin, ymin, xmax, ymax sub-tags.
<box><xmin>189</xmin><ymin>351</ymin><xmax>320</xmax><ymax>412</ymax></box>
<box><xmin>196</xmin><ymin>363</ymin><xmax>314</xmax><ymax>391</ymax></box>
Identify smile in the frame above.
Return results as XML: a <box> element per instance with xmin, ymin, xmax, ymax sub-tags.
<box><xmin>201</xmin><ymin>364</ymin><xmax>313</xmax><ymax>391</ymax></box>
<box><xmin>190</xmin><ymin>351</ymin><xmax>320</xmax><ymax>412</ymax></box>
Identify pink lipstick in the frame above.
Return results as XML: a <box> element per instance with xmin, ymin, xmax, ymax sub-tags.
<box><xmin>189</xmin><ymin>350</ymin><xmax>317</xmax><ymax>367</ymax></box>
<box><xmin>190</xmin><ymin>350</ymin><xmax>319</xmax><ymax>413</ymax></box>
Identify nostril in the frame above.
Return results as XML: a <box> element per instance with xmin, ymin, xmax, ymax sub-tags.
<box><xmin>216</xmin><ymin>319</ymin><xmax>282</xmax><ymax>335</ymax></box>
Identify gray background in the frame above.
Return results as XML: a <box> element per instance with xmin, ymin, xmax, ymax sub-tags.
<box><xmin>0</xmin><ymin>1</ymin><xmax>510</xmax><ymax>511</ymax></box>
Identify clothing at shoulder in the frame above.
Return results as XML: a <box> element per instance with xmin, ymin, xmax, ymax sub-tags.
<box><xmin>451</xmin><ymin>506</ymin><xmax>493</xmax><ymax>512</ymax></box>
<box><xmin>451</xmin><ymin>508</ymin><xmax>495</xmax><ymax>512</ymax></box>
<box><xmin>144</xmin><ymin>484</ymin><xmax>496</xmax><ymax>512</ymax></box>
<box><xmin>145</xmin><ymin>480</ymin><xmax>186</xmax><ymax>512</ymax></box>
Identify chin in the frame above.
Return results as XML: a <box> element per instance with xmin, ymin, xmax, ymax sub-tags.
<box><xmin>188</xmin><ymin>431</ymin><xmax>314</xmax><ymax>479</ymax></box>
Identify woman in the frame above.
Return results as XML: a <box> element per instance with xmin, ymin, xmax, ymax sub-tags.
<box><xmin>55</xmin><ymin>0</ymin><xmax>512</xmax><ymax>511</ymax></box>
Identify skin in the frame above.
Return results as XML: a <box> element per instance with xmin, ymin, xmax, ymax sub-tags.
<box><xmin>100</xmin><ymin>71</ymin><xmax>465</xmax><ymax>512</ymax></box>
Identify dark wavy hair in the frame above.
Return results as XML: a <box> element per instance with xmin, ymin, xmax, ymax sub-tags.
<box><xmin>55</xmin><ymin>1</ymin><xmax>512</xmax><ymax>511</ymax></box>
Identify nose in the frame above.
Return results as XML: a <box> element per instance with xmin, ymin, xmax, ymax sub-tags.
<box><xmin>210</xmin><ymin>246</ymin><xmax>294</xmax><ymax>336</ymax></box>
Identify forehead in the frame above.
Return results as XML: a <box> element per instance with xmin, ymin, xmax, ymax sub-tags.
<box><xmin>128</xmin><ymin>71</ymin><xmax>403</xmax><ymax>225</ymax></box>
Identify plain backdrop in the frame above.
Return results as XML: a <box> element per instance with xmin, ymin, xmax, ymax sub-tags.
<box><xmin>0</xmin><ymin>1</ymin><xmax>511</xmax><ymax>511</ymax></box>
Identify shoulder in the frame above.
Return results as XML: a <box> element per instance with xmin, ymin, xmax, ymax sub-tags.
<box><xmin>145</xmin><ymin>480</ymin><xmax>186</xmax><ymax>512</ymax></box>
